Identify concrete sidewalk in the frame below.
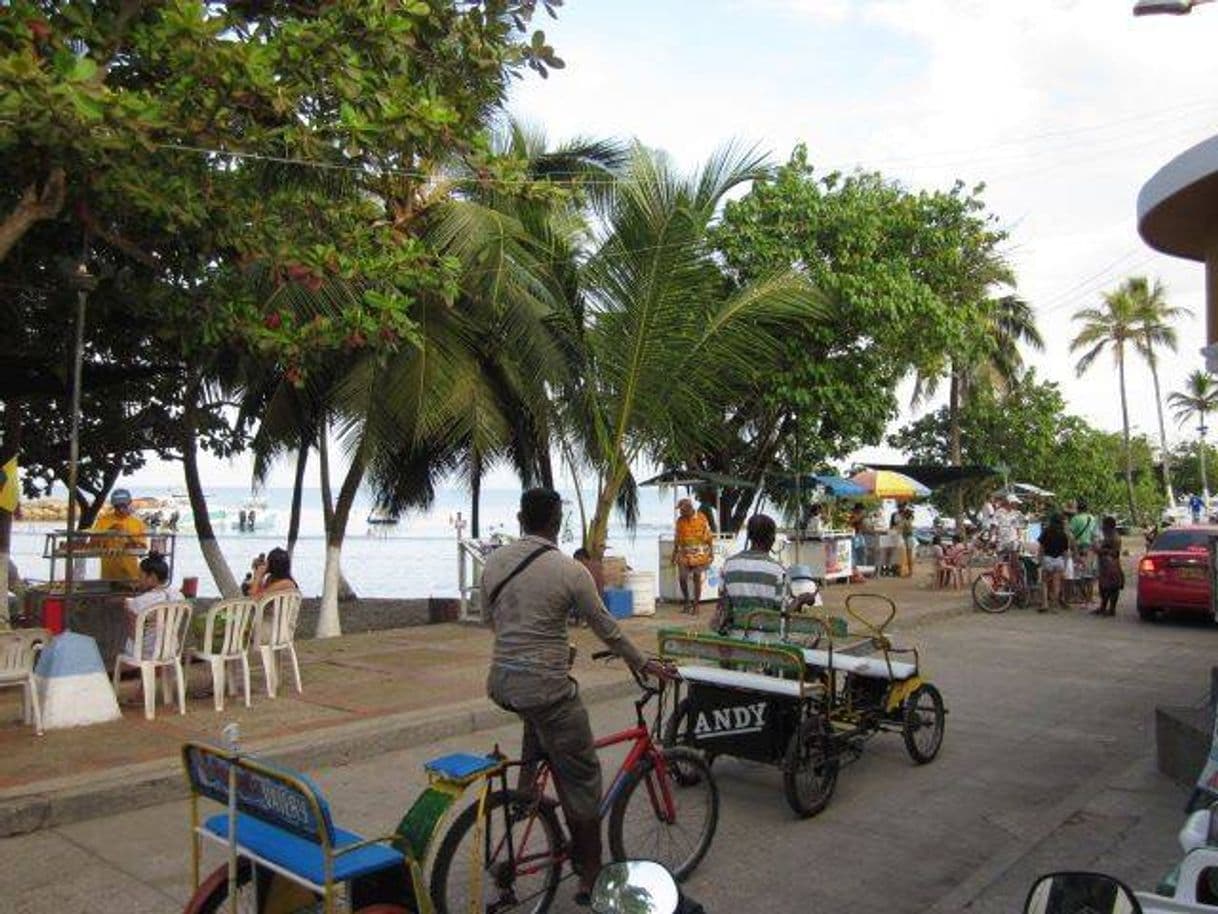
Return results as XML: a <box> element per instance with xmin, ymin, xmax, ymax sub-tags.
<box><xmin>0</xmin><ymin>571</ymin><xmax>973</xmax><ymax>836</ymax></box>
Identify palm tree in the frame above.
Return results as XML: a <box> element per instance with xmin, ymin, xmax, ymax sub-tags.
<box><xmin>1168</xmin><ymin>370</ymin><xmax>1218</xmax><ymax>504</ymax></box>
<box><xmin>1127</xmin><ymin>276</ymin><xmax>1191</xmax><ymax>506</ymax></box>
<box><xmin>570</xmin><ymin>142</ymin><xmax>828</xmax><ymax>558</ymax></box>
<box><xmin>1071</xmin><ymin>282</ymin><xmax>1144</xmax><ymax>522</ymax></box>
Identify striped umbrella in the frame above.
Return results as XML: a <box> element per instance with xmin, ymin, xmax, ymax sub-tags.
<box><xmin>850</xmin><ymin>469</ymin><xmax>931</xmax><ymax>500</ymax></box>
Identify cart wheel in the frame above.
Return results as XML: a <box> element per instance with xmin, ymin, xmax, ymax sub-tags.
<box><xmin>972</xmin><ymin>573</ymin><xmax>1013</xmax><ymax>613</ymax></box>
<box><xmin>662</xmin><ymin>698</ymin><xmax>716</xmax><ymax>780</ymax></box>
<box><xmin>782</xmin><ymin>715</ymin><xmax>837</xmax><ymax>818</ymax></box>
<box><xmin>902</xmin><ymin>683</ymin><xmax>945</xmax><ymax>764</ymax></box>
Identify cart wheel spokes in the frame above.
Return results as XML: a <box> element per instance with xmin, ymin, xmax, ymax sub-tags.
<box><xmin>782</xmin><ymin>715</ymin><xmax>837</xmax><ymax>818</ymax></box>
<box><xmin>902</xmin><ymin>683</ymin><xmax>945</xmax><ymax>764</ymax></box>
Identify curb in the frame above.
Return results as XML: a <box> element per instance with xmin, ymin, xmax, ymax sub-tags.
<box><xmin>0</xmin><ymin>678</ymin><xmax>638</xmax><ymax>838</ymax></box>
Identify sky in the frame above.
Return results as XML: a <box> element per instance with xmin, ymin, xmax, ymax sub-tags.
<box><xmin>129</xmin><ymin>0</ymin><xmax>1218</xmax><ymax>491</ymax></box>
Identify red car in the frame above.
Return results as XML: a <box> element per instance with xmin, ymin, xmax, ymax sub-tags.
<box><xmin>1136</xmin><ymin>525</ymin><xmax>1217</xmax><ymax>621</ymax></box>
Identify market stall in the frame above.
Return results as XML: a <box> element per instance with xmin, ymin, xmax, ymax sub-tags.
<box><xmin>22</xmin><ymin>528</ymin><xmax>177</xmax><ymax>668</ymax></box>
<box><xmin>639</xmin><ymin>469</ymin><xmax>753</xmax><ymax>605</ymax></box>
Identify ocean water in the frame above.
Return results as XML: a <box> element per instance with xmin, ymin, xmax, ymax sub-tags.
<box><xmin>8</xmin><ymin>485</ymin><xmax>706</xmax><ymax>598</ymax></box>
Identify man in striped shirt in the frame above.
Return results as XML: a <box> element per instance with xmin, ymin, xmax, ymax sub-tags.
<box><xmin>713</xmin><ymin>513</ymin><xmax>786</xmax><ymax>632</ymax></box>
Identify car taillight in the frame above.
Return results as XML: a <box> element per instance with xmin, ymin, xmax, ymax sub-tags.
<box><xmin>1139</xmin><ymin>556</ymin><xmax>1164</xmax><ymax>576</ymax></box>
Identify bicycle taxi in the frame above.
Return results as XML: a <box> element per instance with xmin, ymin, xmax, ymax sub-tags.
<box><xmin>180</xmin><ymin>727</ymin><xmax>507</xmax><ymax>913</ymax></box>
<box><xmin>660</xmin><ymin>591</ymin><xmax>946</xmax><ymax>817</ymax></box>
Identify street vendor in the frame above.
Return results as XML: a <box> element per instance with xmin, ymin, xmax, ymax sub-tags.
<box><xmin>713</xmin><ymin>513</ymin><xmax>786</xmax><ymax>633</ymax></box>
<box><xmin>90</xmin><ymin>488</ymin><xmax>147</xmax><ymax>582</ymax></box>
<box><xmin>671</xmin><ymin>496</ymin><xmax>714</xmax><ymax>615</ymax></box>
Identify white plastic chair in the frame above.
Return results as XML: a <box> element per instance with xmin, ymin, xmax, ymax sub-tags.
<box><xmin>190</xmin><ymin>598</ymin><xmax>258</xmax><ymax>711</ymax></box>
<box><xmin>0</xmin><ymin>628</ymin><xmax>50</xmax><ymax>735</ymax></box>
<box><xmin>254</xmin><ymin>590</ymin><xmax>303</xmax><ymax>698</ymax></box>
<box><xmin>112</xmin><ymin>601</ymin><xmax>193</xmax><ymax>719</ymax></box>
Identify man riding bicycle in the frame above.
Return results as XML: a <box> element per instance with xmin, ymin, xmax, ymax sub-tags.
<box><xmin>482</xmin><ymin>488</ymin><xmax>670</xmax><ymax>905</ymax></box>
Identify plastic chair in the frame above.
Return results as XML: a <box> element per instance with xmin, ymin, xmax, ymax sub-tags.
<box><xmin>190</xmin><ymin>598</ymin><xmax>258</xmax><ymax>711</ymax></box>
<box><xmin>0</xmin><ymin>628</ymin><xmax>50</xmax><ymax>735</ymax></box>
<box><xmin>254</xmin><ymin>591</ymin><xmax>303</xmax><ymax>698</ymax></box>
<box><xmin>112</xmin><ymin>601</ymin><xmax>193</xmax><ymax>719</ymax></box>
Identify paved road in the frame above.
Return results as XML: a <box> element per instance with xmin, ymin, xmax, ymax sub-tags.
<box><xmin>2</xmin><ymin>605</ymin><xmax>1214</xmax><ymax>913</ymax></box>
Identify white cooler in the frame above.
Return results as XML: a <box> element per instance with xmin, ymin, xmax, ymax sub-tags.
<box><xmin>625</xmin><ymin>571</ymin><xmax>656</xmax><ymax>616</ymax></box>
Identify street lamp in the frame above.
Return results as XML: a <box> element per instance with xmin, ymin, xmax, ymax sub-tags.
<box><xmin>1134</xmin><ymin>0</ymin><xmax>1214</xmax><ymax>15</ymax></box>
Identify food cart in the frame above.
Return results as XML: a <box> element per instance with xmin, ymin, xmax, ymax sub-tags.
<box><xmin>639</xmin><ymin>469</ymin><xmax>755</xmax><ymax>605</ymax></box>
<box><xmin>778</xmin><ymin>532</ymin><xmax>854</xmax><ymax>582</ymax></box>
<box><xmin>22</xmin><ymin>528</ymin><xmax>176</xmax><ymax>668</ymax></box>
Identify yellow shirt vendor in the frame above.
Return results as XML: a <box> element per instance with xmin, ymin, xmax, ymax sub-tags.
<box><xmin>90</xmin><ymin>488</ymin><xmax>147</xmax><ymax>581</ymax></box>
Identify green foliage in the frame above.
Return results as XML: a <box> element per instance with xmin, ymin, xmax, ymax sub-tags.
<box><xmin>1</xmin><ymin>0</ymin><xmax>557</xmax><ymax>369</ymax></box>
<box><xmin>889</xmin><ymin>373</ymin><xmax>1162</xmax><ymax>519</ymax></box>
<box><xmin>701</xmin><ymin>144</ymin><xmax>1010</xmax><ymax>529</ymax></box>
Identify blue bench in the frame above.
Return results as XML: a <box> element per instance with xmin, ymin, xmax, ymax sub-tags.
<box><xmin>182</xmin><ymin>742</ymin><xmax>408</xmax><ymax>912</ymax></box>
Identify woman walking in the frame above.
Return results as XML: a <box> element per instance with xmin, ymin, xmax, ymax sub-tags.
<box><xmin>1093</xmin><ymin>516</ymin><xmax>1124</xmax><ymax>617</ymax></box>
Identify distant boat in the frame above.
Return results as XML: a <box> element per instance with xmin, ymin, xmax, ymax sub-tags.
<box><xmin>367</xmin><ymin>507</ymin><xmax>400</xmax><ymax>526</ymax></box>
<box><xmin>229</xmin><ymin>493</ymin><xmax>278</xmax><ymax>532</ymax></box>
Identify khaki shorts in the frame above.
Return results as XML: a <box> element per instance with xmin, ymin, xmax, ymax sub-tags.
<box><xmin>516</xmin><ymin>690</ymin><xmax>602</xmax><ymax>823</ymax></box>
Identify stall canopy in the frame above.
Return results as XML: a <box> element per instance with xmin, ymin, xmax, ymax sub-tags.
<box><xmin>637</xmin><ymin>469</ymin><xmax>757</xmax><ymax>490</ymax></box>
<box><xmin>851</xmin><ymin>469</ymin><xmax>931</xmax><ymax>500</ymax></box>
<box><xmin>996</xmin><ymin>482</ymin><xmax>1055</xmax><ymax>499</ymax></box>
<box><xmin>772</xmin><ymin>473</ymin><xmax>866</xmax><ymax>498</ymax></box>
<box><xmin>864</xmin><ymin>463</ymin><xmax>1000</xmax><ymax>490</ymax></box>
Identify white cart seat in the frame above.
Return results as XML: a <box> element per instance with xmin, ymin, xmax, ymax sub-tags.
<box><xmin>679</xmin><ymin>664</ymin><xmax>807</xmax><ymax>698</ymax></box>
<box><xmin>801</xmin><ymin>648</ymin><xmax>917</xmax><ymax>681</ymax></box>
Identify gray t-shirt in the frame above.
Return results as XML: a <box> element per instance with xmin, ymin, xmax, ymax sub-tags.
<box><xmin>482</xmin><ymin>534</ymin><xmax>646</xmax><ymax>710</ymax></box>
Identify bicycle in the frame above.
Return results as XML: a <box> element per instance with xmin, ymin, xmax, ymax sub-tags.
<box><xmin>972</xmin><ymin>549</ymin><xmax>1033</xmax><ymax>613</ymax></box>
<box><xmin>429</xmin><ymin>653</ymin><xmax>719</xmax><ymax>914</ymax></box>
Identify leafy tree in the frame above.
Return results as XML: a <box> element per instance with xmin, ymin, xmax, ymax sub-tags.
<box><xmin>1071</xmin><ymin>280</ymin><xmax>1146</xmax><ymax>523</ymax></box>
<box><xmin>1128</xmin><ymin>277</ymin><xmax>1189</xmax><ymax>505</ymax></box>
<box><xmin>566</xmin><ymin>143</ymin><xmax>827</xmax><ymax>556</ymax></box>
<box><xmin>1168</xmin><ymin>369</ymin><xmax>1218</xmax><ymax>501</ymax></box>
<box><xmin>890</xmin><ymin>373</ymin><xmax>1161</xmax><ymax>519</ymax></box>
<box><xmin>705</xmin><ymin>145</ymin><xmax>1009</xmax><ymax>530</ymax></box>
<box><xmin>1</xmin><ymin>1</ymin><xmax>567</xmax><ymax>619</ymax></box>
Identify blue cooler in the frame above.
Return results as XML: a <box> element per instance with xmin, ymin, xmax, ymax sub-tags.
<box><xmin>604</xmin><ymin>588</ymin><xmax>634</xmax><ymax>619</ymax></box>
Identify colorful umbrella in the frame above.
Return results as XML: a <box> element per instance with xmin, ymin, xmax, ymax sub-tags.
<box><xmin>850</xmin><ymin>469</ymin><xmax>931</xmax><ymax>500</ymax></box>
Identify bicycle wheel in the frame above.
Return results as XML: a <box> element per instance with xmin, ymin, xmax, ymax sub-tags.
<box><xmin>607</xmin><ymin>746</ymin><xmax>718</xmax><ymax>882</ymax></box>
<box><xmin>430</xmin><ymin>788</ymin><xmax>563</xmax><ymax>914</ymax></box>
<box><xmin>902</xmin><ymin>683</ymin><xmax>945</xmax><ymax>764</ymax></box>
<box><xmin>661</xmin><ymin>698</ymin><xmax>716</xmax><ymax>779</ymax></box>
<box><xmin>972</xmin><ymin>572</ymin><xmax>1013</xmax><ymax>613</ymax></box>
<box><xmin>781</xmin><ymin>714</ymin><xmax>838</xmax><ymax>818</ymax></box>
<box><xmin>184</xmin><ymin>859</ymin><xmax>323</xmax><ymax>913</ymax></box>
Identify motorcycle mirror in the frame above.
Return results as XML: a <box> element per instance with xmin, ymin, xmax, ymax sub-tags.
<box><xmin>591</xmin><ymin>860</ymin><xmax>679</xmax><ymax>914</ymax></box>
<box><xmin>1024</xmin><ymin>871</ymin><xmax>1142</xmax><ymax>914</ymax></box>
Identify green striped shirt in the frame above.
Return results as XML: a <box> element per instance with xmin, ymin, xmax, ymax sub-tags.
<box><xmin>720</xmin><ymin>549</ymin><xmax>786</xmax><ymax>625</ymax></box>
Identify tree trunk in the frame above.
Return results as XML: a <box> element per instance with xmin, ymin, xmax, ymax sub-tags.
<box><xmin>183</xmin><ymin>396</ymin><xmax>239</xmax><ymax>597</ymax></box>
<box><xmin>1201</xmin><ymin>419</ymin><xmax>1211</xmax><ymax>504</ymax></box>
<box><xmin>1117</xmin><ymin>350</ymin><xmax>1139</xmax><ymax>524</ymax></box>
<box><xmin>287</xmin><ymin>437</ymin><xmax>308</xmax><ymax>556</ymax></box>
<box><xmin>316</xmin><ymin>423</ymin><xmax>357</xmax><ymax>600</ymax></box>
<box><xmin>949</xmin><ymin>367</ymin><xmax>964</xmax><ymax>530</ymax></box>
<box><xmin>471</xmin><ymin>452</ymin><xmax>482</xmax><ymax>540</ymax></box>
<box><xmin>0</xmin><ymin>169</ymin><xmax>66</xmax><ymax>264</ymax></box>
<box><xmin>316</xmin><ymin>446</ymin><xmax>366</xmax><ymax>638</ymax></box>
<box><xmin>586</xmin><ymin>464</ymin><xmax>629</xmax><ymax>561</ymax></box>
<box><xmin>1148</xmin><ymin>355</ymin><xmax>1175</xmax><ymax>505</ymax></box>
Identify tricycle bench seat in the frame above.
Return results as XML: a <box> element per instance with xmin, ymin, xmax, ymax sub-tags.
<box><xmin>679</xmin><ymin>664</ymin><xmax>808</xmax><ymax>698</ymax></box>
<box><xmin>801</xmin><ymin>648</ymin><xmax>916</xmax><ymax>680</ymax></box>
<box><xmin>201</xmin><ymin>812</ymin><xmax>405</xmax><ymax>888</ymax></box>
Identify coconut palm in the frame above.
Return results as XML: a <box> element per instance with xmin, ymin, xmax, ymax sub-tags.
<box><xmin>1127</xmin><ymin>276</ymin><xmax>1191</xmax><ymax>505</ymax></box>
<box><xmin>570</xmin><ymin>142</ymin><xmax>829</xmax><ymax>558</ymax></box>
<box><xmin>1168</xmin><ymin>370</ymin><xmax>1218</xmax><ymax>504</ymax></box>
<box><xmin>1071</xmin><ymin>282</ymin><xmax>1144</xmax><ymax>522</ymax></box>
